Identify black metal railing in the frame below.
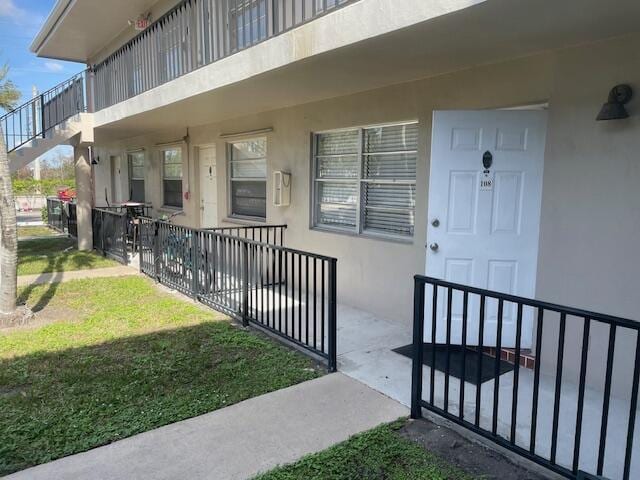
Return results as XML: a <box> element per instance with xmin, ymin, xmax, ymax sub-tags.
<box><xmin>138</xmin><ymin>218</ymin><xmax>337</xmax><ymax>370</ymax></box>
<box><xmin>410</xmin><ymin>276</ymin><xmax>640</xmax><ymax>480</ymax></box>
<box><xmin>207</xmin><ymin>224</ymin><xmax>286</xmax><ymax>246</ymax></box>
<box><xmin>46</xmin><ymin>197</ymin><xmax>77</xmax><ymax>238</ymax></box>
<box><xmin>46</xmin><ymin>198</ymin><xmax>66</xmax><ymax>232</ymax></box>
<box><xmin>93</xmin><ymin>0</ymin><xmax>357</xmax><ymax>110</ymax></box>
<box><xmin>1</xmin><ymin>70</ymin><xmax>88</xmax><ymax>153</ymax></box>
<box><xmin>92</xmin><ymin>208</ymin><xmax>128</xmax><ymax>264</ymax></box>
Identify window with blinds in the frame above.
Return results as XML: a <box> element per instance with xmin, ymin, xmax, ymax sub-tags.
<box><xmin>228</xmin><ymin>138</ymin><xmax>267</xmax><ymax>219</ymax></box>
<box><xmin>313</xmin><ymin>122</ymin><xmax>417</xmax><ymax>239</ymax></box>
<box><xmin>162</xmin><ymin>148</ymin><xmax>183</xmax><ymax>209</ymax></box>
<box><xmin>128</xmin><ymin>152</ymin><xmax>145</xmax><ymax>203</ymax></box>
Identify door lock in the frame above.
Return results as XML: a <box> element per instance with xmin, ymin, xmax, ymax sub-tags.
<box><xmin>431</xmin><ymin>218</ymin><xmax>440</xmax><ymax>228</ymax></box>
<box><xmin>429</xmin><ymin>243</ymin><xmax>439</xmax><ymax>252</ymax></box>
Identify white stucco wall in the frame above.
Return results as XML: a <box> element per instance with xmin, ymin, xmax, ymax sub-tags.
<box><xmin>93</xmin><ymin>33</ymin><xmax>640</xmax><ymax>393</ymax></box>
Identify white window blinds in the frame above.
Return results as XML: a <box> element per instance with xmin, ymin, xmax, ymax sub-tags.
<box><xmin>313</xmin><ymin>122</ymin><xmax>417</xmax><ymax>239</ymax></box>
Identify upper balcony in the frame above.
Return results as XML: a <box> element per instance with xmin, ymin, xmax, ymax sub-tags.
<box><xmin>26</xmin><ymin>0</ymin><xmax>640</xmax><ymax>139</ymax></box>
<box><xmin>32</xmin><ymin>0</ymin><xmax>502</xmax><ymax>135</ymax></box>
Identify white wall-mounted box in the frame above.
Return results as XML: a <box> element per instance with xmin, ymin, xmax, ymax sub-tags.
<box><xmin>272</xmin><ymin>171</ymin><xmax>291</xmax><ymax>207</ymax></box>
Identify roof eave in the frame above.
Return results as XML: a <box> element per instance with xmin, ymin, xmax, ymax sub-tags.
<box><xmin>30</xmin><ymin>0</ymin><xmax>75</xmax><ymax>57</ymax></box>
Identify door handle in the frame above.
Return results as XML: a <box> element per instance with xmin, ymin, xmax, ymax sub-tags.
<box><xmin>429</xmin><ymin>243</ymin><xmax>439</xmax><ymax>252</ymax></box>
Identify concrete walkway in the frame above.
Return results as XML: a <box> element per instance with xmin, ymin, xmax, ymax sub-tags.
<box><xmin>18</xmin><ymin>265</ymin><xmax>139</xmax><ymax>287</ymax></box>
<box><xmin>6</xmin><ymin>373</ymin><xmax>408</xmax><ymax>480</ymax></box>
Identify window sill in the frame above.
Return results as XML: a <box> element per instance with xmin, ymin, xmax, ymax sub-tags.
<box><xmin>310</xmin><ymin>226</ymin><xmax>414</xmax><ymax>245</ymax></box>
<box><xmin>224</xmin><ymin>216</ymin><xmax>266</xmax><ymax>226</ymax></box>
<box><xmin>159</xmin><ymin>207</ymin><xmax>184</xmax><ymax>214</ymax></box>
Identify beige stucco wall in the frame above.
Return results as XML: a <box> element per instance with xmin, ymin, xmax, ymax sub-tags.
<box><xmin>94</xmin><ymin>49</ymin><xmax>554</xmax><ymax>320</ymax></box>
<box><xmin>93</xmin><ymin>32</ymin><xmax>640</xmax><ymax>393</ymax></box>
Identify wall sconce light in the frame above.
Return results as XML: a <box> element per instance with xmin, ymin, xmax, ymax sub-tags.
<box><xmin>597</xmin><ymin>84</ymin><xmax>633</xmax><ymax>121</ymax></box>
<box><xmin>91</xmin><ymin>155</ymin><xmax>100</xmax><ymax>165</ymax></box>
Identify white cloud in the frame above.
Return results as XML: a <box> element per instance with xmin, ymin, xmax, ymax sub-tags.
<box><xmin>44</xmin><ymin>62</ymin><xmax>64</xmax><ymax>73</ymax></box>
<box><xmin>0</xmin><ymin>0</ymin><xmax>25</xmax><ymax>21</ymax></box>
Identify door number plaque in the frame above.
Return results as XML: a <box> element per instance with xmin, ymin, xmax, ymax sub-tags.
<box><xmin>480</xmin><ymin>171</ymin><xmax>494</xmax><ymax>191</ymax></box>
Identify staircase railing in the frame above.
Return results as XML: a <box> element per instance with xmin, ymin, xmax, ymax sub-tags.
<box><xmin>1</xmin><ymin>70</ymin><xmax>89</xmax><ymax>154</ymax></box>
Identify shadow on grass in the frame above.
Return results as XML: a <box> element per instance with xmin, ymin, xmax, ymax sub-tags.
<box><xmin>0</xmin><ymin>321</ymin><xmax>318</xmax><ymax>476</ymax></box>
<box><xmin>18</xmin><ymin>237</ymin><xmax>109</xmax><ymax>276</ymax></box>
<box><xmin>17</xmin><ymin>254</ymin><xmax>64</xmax><ymax>312</ymax></box>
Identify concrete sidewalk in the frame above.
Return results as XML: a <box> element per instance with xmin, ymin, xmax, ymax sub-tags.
<box><xmin>6</xmin><ymin>373</ymin><xmax>408</xmax><ymax>480</ymax></box>
<box><xmin>18</xmin><ymin>265</ymin><xmax>139</xmax><ymax>287</ymax></box>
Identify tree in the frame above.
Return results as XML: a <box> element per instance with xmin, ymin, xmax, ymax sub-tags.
<box><xmin>0</xmin><ymin>64</ymin><xmax>20</xmax><ymax>320</ymax></box>
<box><xmin>0</xmin><ymin>127</ymin><xmax>17</xmax><ymax>318</ymax></box>
<box><xmin>0</xmin><ymin>64</ymin><xmax>20</xmax><ymax>112</ymax></box>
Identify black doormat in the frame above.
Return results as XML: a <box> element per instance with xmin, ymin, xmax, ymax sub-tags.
<box><xmin>393</xmin><ymin>343</ymin><xmax>514</xmax><ymax>385</ymax></box>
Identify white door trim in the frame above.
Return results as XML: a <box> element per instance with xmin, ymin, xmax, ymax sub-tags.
<box><xmin>425</xmin><ymin>109</ymin><xmax>548</xmax><ymax>348</ymax></box>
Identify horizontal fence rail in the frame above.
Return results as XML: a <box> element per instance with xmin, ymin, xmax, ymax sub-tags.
<box><xmin>207</xmin><ymin>224</ymin><xmax>286</xmax><ymax>246</ymax></box>
<box><xmin>410</xmin><ymin>276</ymin><xmax>640</xmax><ymax>480</ymax></box>
<box><xmin>138</xmin><ymin>218</ymin><xmax>337</xmax><ymax>370</ymax></box>
<box><xmin>93</xmin><ymin>0</ymin><xmax>357</xmax><ymax>110</ymax></box>
<box><xmin>92</xmin><ymin>208</ymin><xmax>129</xmax><ymax>264</ymax></box>
<box><xmin>1</xmin><ymin>71</ymin><xmax>88</xmax><ymax>153</ymax></box>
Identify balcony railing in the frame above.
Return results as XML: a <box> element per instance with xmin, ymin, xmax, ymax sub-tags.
<box><xmin>1</xmin><ymin>70</ymin><xmax>88</xmax><ymax>153</ymax></box>
<box><xmin>410</xmin><ymin>276</ymin><xmax>640</xmax><ymax>480</ymax></box>
<box><xmin>138</xmin><ymin>218</ymin><xmax>338</xmax><ymax>371</ymax></box>
<box><xmin>1</xmin><ymin>0</ymin><xmax>359</xmax><ymax>155</ymax></box>
<box><xmin>93</xmin><ymin>0</ymin><xmax>358</xmax><ymax>110</ymax></box>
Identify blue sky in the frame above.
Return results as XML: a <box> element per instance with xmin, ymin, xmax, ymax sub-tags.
<box><xmin>1</xmin><ymin>0</ymin><xmax>84</xmax><ymax>161</ymax></box>
<box><xmin>1</xmin><ymin>0</ymin><xmax>85</xmax><ymax>108</ymax></box>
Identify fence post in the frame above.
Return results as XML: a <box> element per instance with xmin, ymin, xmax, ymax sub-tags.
<box><xmin>139</xmin><ymin>220</ymin><xmax>144</xmax><ymax>274</ymax></box>
<box><xmin>153</xmin><ymin>222</ymin><xmax>160</xmax><ymax>281</ymax></box>
<box><xmin>39</xmin><ymin>94</ymin><xmax>45</xmax><ymax>137</ymax></box>
<box><xmin>191</xmin><ymin>230</ymin><xmax>200</xmax><ymax>300</ymax></box>
<box><xmin>122</xmin><ymin>214</ymin><xmax>128</xmax><ymax>264</ymax></box>
<box><xmin>241</xmin><ymin>241</ymin><xmax>250</xmax><ymax>327</ymax></box>
<box><xmin>327</xmin><ymin>258</ymin><xmax>338</xmax><ymax>373</ymax></box>
<box><xmin>100</xmin><ymin>210</ymin><xmax>106</xmax><ymax>254</ymax></box>
<box><xmin>410</xmin><ymin>276</ymin><xmax>426</xmax><ymax>419</ymax></box>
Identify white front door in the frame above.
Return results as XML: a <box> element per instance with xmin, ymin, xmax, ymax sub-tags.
<box><xmin>199</xmin><ymin>146</ymin><xmax>218</xmax><ymax>228</ymax></box>
<box><xmin>425</xmin><ymin>110</ymin><xmax>547</xmax><ymax>348</ymax></box>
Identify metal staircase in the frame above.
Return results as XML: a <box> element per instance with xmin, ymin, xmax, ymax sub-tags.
<box><xmin>1</xmin><ymin>70</ymin><xmax>90</xmax><ymax>172</ymax></box>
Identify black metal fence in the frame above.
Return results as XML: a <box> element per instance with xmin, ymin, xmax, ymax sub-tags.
<box><xmin>92</xmin><ymin>208</ymin><xmax>128</xmax><ymax>264</ymax></box>
<box><xmin>1</xmin><ymin>71</ymin><xmax>88</xmax><ymax>153</ymax></box>
<box><xmin>46</xmin><ymin>198</ymin><xmax>77</xmax><ymax>237</ymax></box>
<box><xmin>46</xmin><ymin>198</ymin><xmax>66</xmax><ymax>232</ymax></box>
<box><xmin>67</xmin><ymin>204</ymin><xmax>78</xmax><ymax>238</ymax></box>
<box><xmin>138</xmin><ymin>218</ymin><xmax>337</xmax><ymax>370</ymax></box>
<box><xmin>93</xmin><ymin>0</ymin><xmax>358</xmax><ymax>110</ymax></box>
<box><xmin>410</xmin><ymin>276</ymin><xmax>639</xmax><ymax>480</ymax></box>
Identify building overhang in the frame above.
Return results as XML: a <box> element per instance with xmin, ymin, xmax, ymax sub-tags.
<box><xmin>30</xmin><ymin>0</ymin><xmax>161</xmax><ymax>63</ymax></box>
<box><xmin>92</xmin><ymin>0</ymin><xmax>640</xmax><ymax>140</ymax></box>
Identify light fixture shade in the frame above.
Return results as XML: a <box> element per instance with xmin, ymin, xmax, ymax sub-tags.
<box><xmin>597</xmin><ymin>102</ymin><xmax>630</xmax><ymax>121</ymax></box>
<box><xmin>596</xmin><ymin>84</ymin><xmax>633</xmax><ymax>121</ymax></box>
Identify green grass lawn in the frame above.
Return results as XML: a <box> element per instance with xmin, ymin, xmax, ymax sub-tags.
<box><xmin>18</xmin><ymin>237</ymin><xmax>117</xmax><ymax>276</ymax></box>
<box><xmin>17</xmin><ymin>226</ymin><xmax>58</xmax><ymax>238</ymax></box>
<box><xmin>254</xmin><ymin>421</ymin><xmax>474</xmax><ymax>480</ymax></box>
<box><xmin>0</xmin><ymin>276</ymin><xmax>320</xmax><ymax>475</ymax></box>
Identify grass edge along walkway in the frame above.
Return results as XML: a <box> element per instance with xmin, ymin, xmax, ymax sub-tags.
<box><xmin>253</xmin><ymin>420</ymin><xmax>475</xmax><ymax>480</ymax></box>
<box><xmin>0</xmin><ymin>276</ymin><xmax>321</xmax><ymax>476</ymax></box>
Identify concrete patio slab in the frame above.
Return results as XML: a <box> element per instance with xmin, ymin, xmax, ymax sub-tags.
<box><xmin>5</xmin><ymin>373</ymin><xmax>408</xmax><ymax>480</ymax></box>
<box><xmin>336</xmin><ymin>304</ymin><xmax>640</xmax><ymax>480</ymax></box>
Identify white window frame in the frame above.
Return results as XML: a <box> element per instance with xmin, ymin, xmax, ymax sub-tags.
<box><xmin>227</xmin><ymin>137</ymin><xmax>268</xmax><ymax>221</ymax></box>
<box><xmin>161</xmin><ymin>147</ymin><xmax>184</xmax><ymax>210</ymax></box>
<box><xmin>310</xmin><ymin>121</ymin><xmax>418</xmax><ymax>242</ymax></box>
<box><xmin>127</xmin><ymin>150</ymin><xmax>146</xmax><ymax>202</ymax></box>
